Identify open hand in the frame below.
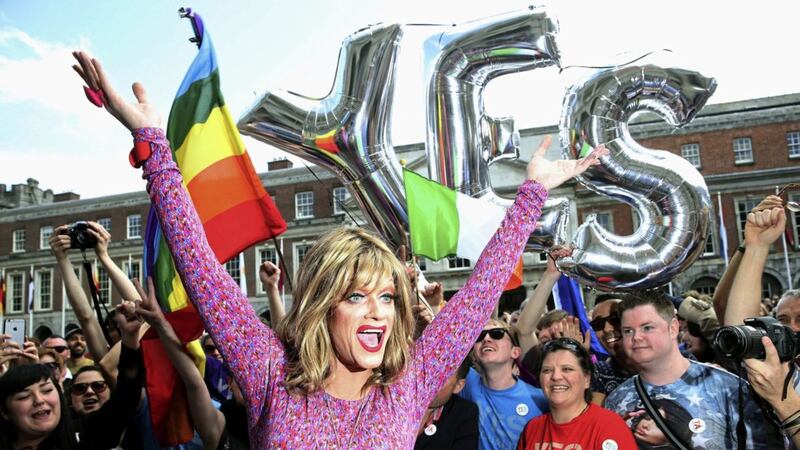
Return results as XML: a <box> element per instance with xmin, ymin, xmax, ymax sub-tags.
<box><xmin>526</xmin><ymin>136</ymin><xmax>608</xmax><ymax>191</ymax></box>
<box><xmin>559</xmin><ymin>317</ymin><xmax>591</xmax><ymax>351</ymax></box>
<box><xmin>72</xmin><ymin>51</ymin><xmax>161</xmax><ymax>131</ymax></box>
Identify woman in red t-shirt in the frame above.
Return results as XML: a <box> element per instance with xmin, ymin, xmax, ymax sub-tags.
<box><xmin>517</xmin><ymin>338</ymin><xmax>636</xmax><ymax>450</ymax></box>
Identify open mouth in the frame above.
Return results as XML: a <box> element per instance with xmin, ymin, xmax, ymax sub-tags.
<box><xmin>549</xmin><ymin>385</ymin><xmax>570</xmax><ymax>393</ymax></box>
<box><xmin>480</xmin><ymin>345</ymin><xmax>497</xmax><ymax>354</ymax></box>
<box><xmin>82</xmin><ymin>398</ymin><xmax>99</xmax><ymax>409</ymax></box>
<box><xmin>31</xmin><ymin>409</ymin><xmax>51</xmax><ymax>420</ymax></box>
<box><xmin>356</xmin><ymin>325</ymin><xmax>386</xmax><ymax>352</ymax></box>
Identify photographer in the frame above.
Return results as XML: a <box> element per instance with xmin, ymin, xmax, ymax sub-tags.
<box><xmin>744</xmin><ymin>337</ymin><xmax>800</xmax><ymax>448</ymax></box>
<box><xmin>49</xmin><ymin>221</ymin><xmax>140</xmax><ymax>363</ymax></box>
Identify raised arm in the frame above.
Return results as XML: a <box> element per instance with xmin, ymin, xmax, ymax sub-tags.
<box><xmin>49</xmin><ymin>225</ymin><xmax>110</xmax><ymax>359</ymax></box>
<box><xmin>712</xmin><ymin>247</ymin><xmax>744</xmax><ymax>323</ymax></box>
<box><xmin>516</xmin><ymin>248</ymin><xmax>569</xmax><ymax>355</ymax></box>
<box><xmin>72</xmin><ymin>51</ymin><xmax>280</xmax><ymax>418</ymax></box>
<box><xmin>725</xmin><ymin>200</ymin><xmax>785</xmax><ymax>325</ymax></box>
<box><xmin>90</xmin><ymin>221</ymin><xmax>140</xmax><ymax>304</ymax></box>
<box><xmin>259</xmin><ymin>261</ymin><xmax>286</xmax><ymax>325</ymax></box>
<box><xmin>409</xmin><ymin>136</ymin><xmax>607</xmax><ymax>410</ymax></box>
<box><xmin>136</xmin><ymin>278</ymin><xmax>225</xmax><ymax>450</ymax></box>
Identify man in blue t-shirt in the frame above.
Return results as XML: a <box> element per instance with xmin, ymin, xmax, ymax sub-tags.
<box><xmin>460</xmin><ymin>319</ymin><xmax>548</xmax><ymax>450</ymax></box>
<box><xmin>604</xmin><ymin>291</ymin><xmax>778</xmax><ymax>449</ymax></box>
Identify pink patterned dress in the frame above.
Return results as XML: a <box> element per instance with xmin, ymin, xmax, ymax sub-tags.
<box><xmin>134</xmin><ymin>128</ymin><xmax>547</xmax><ymax>449</ymax></box>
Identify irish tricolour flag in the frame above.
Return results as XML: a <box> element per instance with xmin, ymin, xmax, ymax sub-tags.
<box><xmin>404</xmin><ymin>169</ymin><xmax>506</xmax><ymax>261</ymax></box>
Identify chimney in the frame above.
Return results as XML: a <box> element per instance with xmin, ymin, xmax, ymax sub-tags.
<box><xmin>267</xmin><ymin>158</ymin><xmax>293</xmax><ymax>171</ymax></box>
<box><xmin>54</xmin><ymin>192</ymin><xmax>81</xmax><ymax>202</ymax></box>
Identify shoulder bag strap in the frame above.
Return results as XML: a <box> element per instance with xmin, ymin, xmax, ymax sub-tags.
<box><xmin>634</xmin><ymin>375</ymin><xmax>691</xmax><ymax>450</ymax></box>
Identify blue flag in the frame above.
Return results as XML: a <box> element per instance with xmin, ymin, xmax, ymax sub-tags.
<box><xmin>552</xmin><ymin>275</ymin><xmax>609</xmax><ymax>357</ymax></box>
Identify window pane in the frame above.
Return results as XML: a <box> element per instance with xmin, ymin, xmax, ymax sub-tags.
<box><xmin>97</xmin><ymin>266</ymin><xmax>110</xmax><ymax>304</ymax></box>
<box><xmin>788</xmin><ymin>131</ymin><xmax>800</xmax><ymax>158</ymax></box>
<box><xmin>294</xmin><ymin>244</ymin><xmax>313</xmax><ymax>273</ymax></box>
<box><xmin>735</xmin><ymin>198</ymin><xmax>761</xmax><ymax>240</ymax></box>
<box><xmin>225</xmin><ymin>256</ymin><xmax>241</xmax><ymax>286</ymax></box>
<box><xmin>733</xmin><ymin>137</ymin><xmax>753</xmax><ymax>164</ymax></box>
<box><xmin>13</xmin><ymin>229</ymin><xmax>25</xmax><ymax>252</ymax></box>
<box><xmin>40</xmin><ymin>226</ymin><xmax>53</xmax><ymax>249</ymax></box>
<box><xmin>333</xmin><ymin>187</ymin><xmax>350</xmax><ymax>215</ymax></box>
<box><xmin>295</xmin><ymin>192</ymin><xmax>314</xmax><ymax>219</ymax></box>
<box><xmin>258</xmin><ymin>247</ymin><xmax>278</xmax><ymax>293</ymax></box>
<box><xmin>447</xmin><ymin>257</ymin><xmax>471</xmax><ymax>269</ymax></box>
<box><xmin>595</xmin><ymin>212</ymin><xmax>613</xmax><ymax>232</ymax></box>
<box><xmin>37</xmin><ymin>270</ymin><xmax>52</xmax><ymax>310</ymax></box>
<box><xmin>97</xmin><ymin>218</ymin><xmax>112</xmax><ymax>233</ymax></box>
<box><xmin>127</xmin><ymin>215</ymin><xmax>142</xmax><ymax>239</ymax></box>
<box><xmin>10</xmin><ymin>274</ymin><xmax>24</xmax><ymax>312</ymax></box>
<box><xmin>680</xmin><ymin>143</ymin><xmax>701</xmax><ymax>168</ymax></box>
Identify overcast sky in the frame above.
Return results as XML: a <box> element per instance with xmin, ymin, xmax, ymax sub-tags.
<box><xmin>1</xmin><ymin>1</ymin><xmax>797</xmax><ymax>198</ymax></box>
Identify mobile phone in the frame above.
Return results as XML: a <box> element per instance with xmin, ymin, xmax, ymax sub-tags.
<box><xmin>3</xmin><ymin>319</ymin><xmax>26</xmax><ymax>346</ymax></box>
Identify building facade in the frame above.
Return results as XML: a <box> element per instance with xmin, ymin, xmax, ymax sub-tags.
<box><xmin>2</xmin><ymin>93</ymin><xmax>799</xmax><ymax>340</ymax></box>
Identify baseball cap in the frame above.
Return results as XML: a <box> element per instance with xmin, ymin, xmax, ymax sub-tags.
<box><xmin>64</xmin><ymin>323</ymin><xmax>83</xmax><ymax>339</ymax></box>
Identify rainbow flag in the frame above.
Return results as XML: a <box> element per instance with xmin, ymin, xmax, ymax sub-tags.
<box><xmin>141</xmin><ymin>12</ymin><xmax>286</xmax><ymax>445</ymax></box>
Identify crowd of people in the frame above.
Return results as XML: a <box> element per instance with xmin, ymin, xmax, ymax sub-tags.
<box><xmin>0</xmin><ymin>52</ymin><xmax>799</xmax><ymax>450</ymax></box>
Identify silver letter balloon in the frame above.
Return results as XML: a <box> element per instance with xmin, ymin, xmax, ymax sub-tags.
<box><xmin>423</xmin><ymin>6</ymin><xmax>567</xmax><ymax>250</ymax></box>
<box><xmin>558</xmin><ymin>65</ymin><xmax>716</xmax><ymax>291</ymax></box>
<box><xmin>238</xmin><ymin>23</ymin><xmax>409</xmax><ymax>250</ymax></box>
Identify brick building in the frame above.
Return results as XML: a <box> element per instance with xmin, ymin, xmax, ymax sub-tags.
<box><xmin>2</xmin><ymin>93</ymin><xmax>799</xmax><ymax>339</ymax></box>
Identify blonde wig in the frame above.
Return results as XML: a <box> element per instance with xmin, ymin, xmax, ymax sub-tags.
<box><xmin>276</xmin><ymin>227</ymin><xmax>415</xmax><ymax>395</ymax></box>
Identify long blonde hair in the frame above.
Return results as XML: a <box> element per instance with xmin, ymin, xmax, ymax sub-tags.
<box><xmin>276</xmin><ymin>227</ymin><xmax>415</xmax><ymax>395</ymax></box>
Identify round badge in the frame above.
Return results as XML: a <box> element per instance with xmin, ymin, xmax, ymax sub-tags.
<box><xmin>424</xmin><ymin>424</ymin><xmax>437</xmax><ymax>436</ymax></box>
<box><xmin>689</xmin><ymin>418</ymin><xmax>706</xmax><ymax>434</ymax></box>
<box><xmin>601</xmin><ymin>439</ymin><xmax>618</xmax><ymax>450</ymax></box>
<box><xmin>516</xmin><ymin>403</ymin><xmax>529</xmax><ymax>416</ymax></box>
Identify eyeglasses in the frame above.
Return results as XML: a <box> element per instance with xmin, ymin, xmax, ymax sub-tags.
<box><xmin>71</xmin><ymin>381</ymin><xmax>108</xmax><ymax>396</ymax></box>
<box><xmin>476</xmin><ymin>328</ymin><xmax>509</xmax><ymax>343</ymax></box>
<box><xmin>44</xmin><ymin>362</ymin><xmax>60</xmax><ymax>372</ymax></box>
<box><xmin>589</xmin><ymin>311</ymin><xmax>620</xmax><ymax>332</ymax></box>
<box><xmin>47</xmin><ymin>345</ymin><xmax>68</xmax><ymax>354</ymax></box>
<box><xmin>777</xmin><ymin>183</ymin><xmax>800</xmax><ymax>212</ymax></box>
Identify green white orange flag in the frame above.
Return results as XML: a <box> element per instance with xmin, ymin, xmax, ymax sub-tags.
<box><xmin>403</xmin><ymin>168</ymin><xmax>506</xmax><ymax>261</ymax></box>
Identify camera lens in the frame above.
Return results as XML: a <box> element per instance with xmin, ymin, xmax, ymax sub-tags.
<box><xmin>713</xmin><ymin>325</ymin><xmax>766</xmax><ymax>359</ymax></box>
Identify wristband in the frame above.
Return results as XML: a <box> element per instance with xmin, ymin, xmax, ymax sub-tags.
<box><xmin>129</xmin><ymin>140</ymin><xmax>153</xmax><ymax>168</ymax></box>
<box><xmin>737</xmin><ymin>245</ymin><xmax>745</xmax><ymax>254</ymax></box>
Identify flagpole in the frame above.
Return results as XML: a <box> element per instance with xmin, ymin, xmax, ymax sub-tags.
<box><xmin>0</xmin><ymin>267</ymin><xmax>5</xmax><ymax>330</ymax></box>
<box><xmin>717</xmin><ymin>192</ymin><xmax>729</xmax><ymax>267</ymax></box>
<box><xmin>239</xmin><ymin>252</ymin><xmax>248</xmax><ymax>297</ymax></box>
<box><xmin>28</xmin><ymin>264</ymin><xmax>34</xmax><ymax>335</ymax></box>
<box><xmin>777</xmin><ymin>186</ymin><xmax>794</xmax><ymax>290</ymax></box>
<box><xmin>127</xmin><ymin>253</ymin><xmax>133</xmax><ymax>279</ymax></box>
<box><xmin>280</xmin><ymin>237</ymin><xmax>285</xmax><ymax>306</ymax></box>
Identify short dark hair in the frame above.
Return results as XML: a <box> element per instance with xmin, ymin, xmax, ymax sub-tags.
<box><xmin>537</xmin><ymin>337</ymin><xmax>594</xmax><ymax>403</ymax></box>
<box><xmin>617</xmin><ymin>291</ymin><xmax>675</xmax><ymax>324</ymax></box>
<box><xmin>72</xmin><ymin>365</ymin><xmax>113</xmax><ymax>391</ymax></box>
<box><xmin>0</xmin><ymin>364</ymin><xmax>76</xmax><ymax>449</ymax></box>
<box><xmin>537</xmin><ymin>309</ymin><xmax>569</xmax><ymax>331</ymax></box>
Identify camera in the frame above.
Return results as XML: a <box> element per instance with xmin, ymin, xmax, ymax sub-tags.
<box><xmin>59</xmin><ymin>221</ymin><xmax>97</xmax><ymax>250</ymax></box>
<box><xmin>712</xmin><ymin>316</ymin><xmax>800</xmax><ymax>362</ymax></box>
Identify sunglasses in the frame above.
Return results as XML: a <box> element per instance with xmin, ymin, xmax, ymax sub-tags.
<box><xmin>777</xmin><ymin>183</ymin><xmax>800</xmax><ymax>212</ymax></box>
<box><xmin>44</xmin><ymin>362</ymin><xmax>60</xmax><ymax>371</ymax></box>
<box><xmin>476</xmin><ymin>328</ymin><xmax>510</xmax><ymax>343</ymax></box>
<box><xmin>542</xmin><ymin>337</ymin><xmax>582</xmax><ymax>353</ymax></box>
<box><xmin>47</xmin><ymin>345</ymin><xmax>68</xmax><ymax>353</ymax></box>
<box><xmin>590</xmin><ymin>311</ymin><xmax>620</xmax><ymax>332</ymax></box>
<box><xmin>203</xmin><ymin>345</ymin><xmax>218</xmax><ymax>353</ymax></box>
<box><xmin>71</xmin><ymin>381</ymin><xmax>108</xmax><ymax>396</ymax></box>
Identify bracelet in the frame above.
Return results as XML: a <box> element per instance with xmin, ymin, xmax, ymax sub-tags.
<box><xmin>737</xmin><ymin>244</ymin><xmax>745</xmax><ymax>254</ymax></box>
<box><xmin>781</xmin><ymin>412</ymin><xmax>800</xmax><ymax>432</ymax></box>
<box><xmin>783</xmin><ymin>408</ymin><xmax>800</xmax><ymax>427</ymax></box>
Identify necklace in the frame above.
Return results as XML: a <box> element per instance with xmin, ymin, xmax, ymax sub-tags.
<box><xmin>323</xmin><ymin>388</ymin><xmax>371</xmax><ymax>449</ymax></box>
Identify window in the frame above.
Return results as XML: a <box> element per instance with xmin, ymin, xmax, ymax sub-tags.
<box><xmin>12</xmin><ymin>229</ymin><xmax>25</xmax><ymax>253</ymax></box>
<box><xmin>97</xmin><ymin>218</ymin><xmax>112</xmax><ymax>233</ymax></box>
<box><xmin>690</xmin><ymin>277</ymin><xmax>718</xmax><ymax>297</ymax></box>
<box><xmin>127</xmin><ymin>214</ymin><xmax>142</xmax><ymax>239</ymax></box>
<box><xmin>447</xmin><ymin>257</ymin><xmax>471</xmax><ymax>270</ymax></box>
<box><xmin>332</xmin><ymin>187</ymin><xmax>350</xmax><ymax>215</ymax></box>
<box><xmin>735</xmin><ymin>198</ymin><xmax>761</xmax><ymax>240</ymax></box>
<box><xmin>594</xmin><ymin>212</ymin><xmax>614</xmax><ymax>233</ymax></box>
<box><xmin>7</xmin><ymin>273</ymin><xmax>24</xmax><ymax>313</ymax></box>
<box><xmin>703</xmin><ymin>228</ymin><xmax>716</xmax><ymax>257</ymax></box>
<box><xmin>538</xmin><ymin>252</ymin><xmax>549</xmax><ymax>264</ymax></box>
<box><xmin>35</xmin><ymin>269</ymin><xmax>52</xmax><ymax>311</ymax></box>
<box><xmin>732</xmin><ymin>137</ymin><xmax>753</xmax><ymax>164</ymax></box>
<box><xmin>225</xmin><ymin>255</ymin><xmax>241</xmax><ymax>286</ymax></box>
<box><xmin>681</xmin><ymin>143</ymin><xmax>701</xmax><ymax>168</ymax></box>
<box><xmin>257</xmin><ymin>246</ymin><xmax>278</xmax><ymax>293</ymax></box>
<box><xmin>417</xmin><ymin>258</ymin><xmax>427</xmax><ymax>272</ymax></box>
<box><xmin>39</xmin><ymin>226</ymin><xmax>53</xmax><ymax>250</ymax></box>
<box><xmin>788</xmin><ymin>132</ymin><xmax>800</xmax><ymax>158</ymax></box>
<box><xmin>295</xmin><ymin>192</ymin><xmax>314</xmax><ymax>219</ymax></box>
<box><xmin>97</xmin><ymin>266</ymin><xmax>110</xmax><ymax>304</ymax></box>
<box><xmin>293</xmin><ymin>242</ymin><xmax>314</xmax><ymax>273</ymax></box>
<box><xmin>122</xmin><ymin>259</ymin><xmax>142</xmax><ymax>285</ymax></box>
